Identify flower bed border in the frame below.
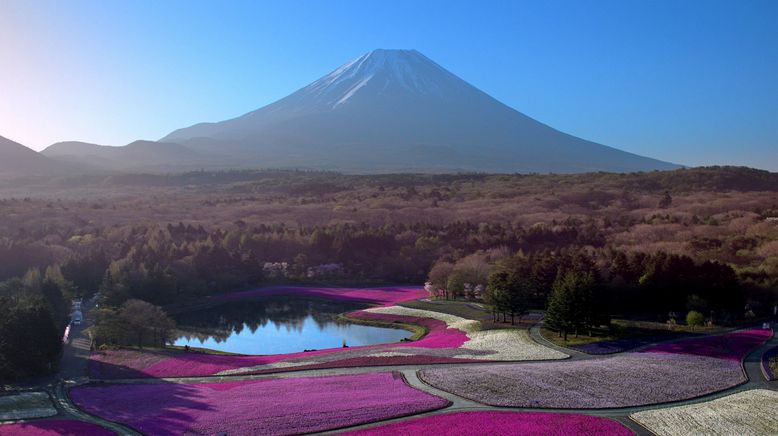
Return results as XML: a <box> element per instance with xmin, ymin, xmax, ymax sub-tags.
<box><xmin>339</xmin><ymin>410</ymin><xmax>633</xmax><ymax>436</ymax></box>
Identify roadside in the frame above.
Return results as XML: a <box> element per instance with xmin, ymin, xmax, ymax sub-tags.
<box><xmin>1</xmin><ymin>294</ymin><xmax>139</xmax><ymax>436</ymax></box>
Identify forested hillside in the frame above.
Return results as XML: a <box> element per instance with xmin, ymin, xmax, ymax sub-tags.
<box><xmin>1</xmin><ymin>166</ymin><xmax>776</xmax><ymax>378</ymax></box>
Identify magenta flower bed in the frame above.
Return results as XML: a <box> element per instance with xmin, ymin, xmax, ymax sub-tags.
<box><xmin>342</xmin><ymin>411</ymin><xmax>632</xmax><ymax>436</ymax></box>
<box><xmin>0</xmin><ymin>420</ymin><xmax>113</xmax><ymax>436</ymax></box>
<box><xmin>641</xmin><ymin>328</ymin><xmax>772</xmax><ymax>361</ymax></box>
<box><xmin>352</xmin><ymin>311</ymin><xmax>469</xmax><ymax>348</ymax></box>
<box><xmin>250</xmin><ymin>355</ymin><xmax>477</xmax><ymax>373</ymax></box>
<box><xmin>419</xmin><ymin>329</ymin><xmax>770</xmax><ymax>408</ymax></box>
<box><xmin>216</xmin><ymin>285</ymin><xmax>426</xmax><ymax>307</ymax></box>
<box><xmin>90</xmin><ymin>310</ymin><xmax>472</xmax><ymax>379</ymax></box>
<box><xmin>70</xmin><ymin>372</ymin><xmax>448</xmax><ymax>435</ymax></box>
<box><xmin>90</xmin><ymin>347</ymin><xmax>361</xmax><ymax>379</ymax></box>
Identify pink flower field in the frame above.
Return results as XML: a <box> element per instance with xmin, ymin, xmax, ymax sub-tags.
<box><xmin>419</xmin><ymin>329</ymin><xmax>771</xmax><ymax>408</ymax></box>
<box><xmin>0</xmin><ymin>420</ymin><xmax>113</xmax><ymax>436</ymax></box>
<box><xmin>341</xmin><ymin>411</ymin><xmax>632</xmax><ymax>436</ymax></box>
<box><xmin>70</xmin><ymin>372</ymin><xmax>449</xmax><ymax>435</ymax></box>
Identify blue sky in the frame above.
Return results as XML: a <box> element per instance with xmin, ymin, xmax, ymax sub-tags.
<box><xmin>1</xmin><ymin>0</ymin><xmax>776</xmax><ymax>169</ymax></box>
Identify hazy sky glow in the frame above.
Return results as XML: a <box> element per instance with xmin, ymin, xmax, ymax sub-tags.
<box><xmin>1</xmin><ymin>0</ymin><xmax>776</xmax><ymax>170</ymax></box>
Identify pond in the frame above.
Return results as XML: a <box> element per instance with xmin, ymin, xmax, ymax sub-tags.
<box><xmin>170</xmin><ymin>297</ymin><xmax>411</xmax><ymax>354</ymax></box>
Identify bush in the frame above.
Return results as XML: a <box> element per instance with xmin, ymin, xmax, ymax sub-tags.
<box><xmin>686</xmin><ymin>310</ymin><xmax>705</xmax><ymax>330</ymax></box>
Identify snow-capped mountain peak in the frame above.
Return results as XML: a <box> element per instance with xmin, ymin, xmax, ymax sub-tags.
<box><xmin>301</xmin><ymin>49</ymin><xmax>464</xmax><ymax>108</ymax></box>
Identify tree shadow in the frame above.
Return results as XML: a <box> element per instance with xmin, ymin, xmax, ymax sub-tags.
<box><xmin>70</xmin><ymin>362</ymin><xmax>216</xmax><ymax>435</ymax></box>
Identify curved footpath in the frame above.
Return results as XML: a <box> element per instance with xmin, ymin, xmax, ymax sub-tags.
<box><xmin>314</xmin><ymin>323</ymin><xmax>778</xmax><ymax>435</ymax></box>
<box><xmin>6</xmin><ymin>295</ymin><xmax>775</xmax><ymax>436</ymax></box>
<box><xmin>76</xmin><ymin>322</ymin><xmax>777</xmax><ymax>436</ymax></box>
<box><xmin>51</xmin><ymin>382</ymin><xmax>139</xmax><ymax>436</ymax></box>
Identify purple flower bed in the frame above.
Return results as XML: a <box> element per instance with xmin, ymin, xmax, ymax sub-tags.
<box><xmin>420</xmin><ymin>353</ymin><xmax>743</xmax><ymax>408</ymax></box>
<box><xmin>0</xmin><ymin>420</ymin><xmax>113</xmax><ymax>436</ymax></box>
<box><xmin>216</xmin><ymin>285</ymin><xmax>427</xmax><ymax>307</ymax></box>
<box><xmin>642</xmin><ymin>328</ymin><xmax>772</xmax><ymax>361</ymax></box>
<box><xmin>342</xmin><ymin>411</ymin><xmax>632</xmax><ymax>436</ymax></box>
<box><xmin>763</xmin><ymin>346</ymin><xmax>778</xmax><ymax>381</ymax></box>
<box><xmin>419</xmin><ymin>329</ymin><xmax>770</xmax><ymax>408</ymax></box>
<box><xmin>71</xmin><ymin>372</ymin><xmax>448</xmax><ymax>435</ymax></box>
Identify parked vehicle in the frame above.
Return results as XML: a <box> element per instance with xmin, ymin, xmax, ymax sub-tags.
<box><xmin>72</xmin><ymin>310</ymin><xmax>83</xmax><ymax>326</ymax></box>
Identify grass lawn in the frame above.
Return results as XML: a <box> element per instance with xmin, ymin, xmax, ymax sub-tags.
<box><xmin>765</xmin><ymin>348</ymin><xmax>778</xmax><ymax>380</ymax></box>
<box><xmin>337</xmin><ymin>313</ymin><xmax>427</xmax><ymax>341</ymax></box>
<box><xmin>539</xmin><ymin>319</ymin><xmax>723</xmax><ymax>352</ymax></box>
<box><xmin>540</xmin><ymin>324</ymin><xmax>631</xmax><ymax>347</ymax></box>
<box><xmin>400</xmin><ymin>299</ymin><xmax>543</xmax><ymax>330</ymax></box>
<box><xmin>543</xmin><ymin>319</ymin><xmax>721</xmax><ymax>345</ymax></box>
<box><xmin>399</xmin><ymin>299</ymin><xmax>491</xmax><ymax>320</ymax></box>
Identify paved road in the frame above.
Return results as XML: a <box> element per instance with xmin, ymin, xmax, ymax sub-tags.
<box><xmin>59</xmin><ymin>317</ymin><xmax>91</xmax><ymax>383</ymax></box>
<box><xmin>49</xmin><ymin>298</ymin><xmax>139</xmax><ymax>435</ymax></box>
<box><xmin>0</xmin><ymin>297</ymin><xmax>140</xmax><ymax>436</ymax></box>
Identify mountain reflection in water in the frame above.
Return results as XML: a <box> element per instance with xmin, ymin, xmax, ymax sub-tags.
<box><xmin>171</xmin><ymin>297</ymin><xmax>410</xmax><ymax>354</ymax></box>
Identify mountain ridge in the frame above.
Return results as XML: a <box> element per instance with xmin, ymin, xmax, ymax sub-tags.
<box><xmin>0</xmin><ymin>135</ymin><xmax>71</xmax><ymax>176</ymax></box>
<box><xmin>42</xmin><ymin>139</ymin><xmax>209</xmax><ymax>171</ymax></box>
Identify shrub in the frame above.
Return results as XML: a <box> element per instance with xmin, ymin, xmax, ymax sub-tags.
<box><xmin>685</xmin><ymin>311</ymin><xmax>705</xmax><ymax>330</ymax></box>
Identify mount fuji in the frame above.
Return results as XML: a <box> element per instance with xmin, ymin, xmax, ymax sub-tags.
<box><xmin>48</xmin><ymin>49</ymin><xmax>680</xmax><ymax>173</ymax></box>
<box><xmin>162</xmin><ymin>49</ymin><xmax>679</xmax><ymax>173</ymax></box>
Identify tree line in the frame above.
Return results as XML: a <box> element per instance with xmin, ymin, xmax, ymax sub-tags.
<box><xmin>428</xmin><ymin>248</ymin><xmax>774</xmax><ymax>337</ymax></box>
<box><xmin>0</xmin><ymin>266</ymin><xmax>73</xmax><ymax>380</ymax></box>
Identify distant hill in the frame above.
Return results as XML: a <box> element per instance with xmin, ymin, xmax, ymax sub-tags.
<box><xmin>162</xmin><ymin>49</ymin><xmax>682</xmax><ymax>173</ymax></box>
<box><xmin>0</xmin><ymin>135</ymin><xmax>68</xmax><ymax>176</ymax></box>
<box><xmin>42</xmin><ymin>140</ymin><xmax>207</xmax><ymax>171</ymax></box>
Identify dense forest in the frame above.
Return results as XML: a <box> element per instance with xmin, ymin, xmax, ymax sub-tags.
<box><xmin>1</xmin><ymin>166</ymin><xmax>776</xmax><ymax>379</ymax></box>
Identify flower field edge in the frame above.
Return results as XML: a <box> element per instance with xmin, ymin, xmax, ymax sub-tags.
<box><xmin>336</xmin><ymin>411</ymin><xmax>634</xmax><ymax>436</ymax></box>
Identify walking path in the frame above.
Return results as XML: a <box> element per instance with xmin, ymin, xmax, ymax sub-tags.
<box><xmin>49</xmin><ymin>382</ymin><xmax>139</xmax><ymax>436</ymax></box>
<box><xmin>4</xmin><ymin>297</ymin><xmax>776</xmax><ymax>436</ymax></box>
<box><xmin>77</xmin><ymin>322</ymin><xmax>776</xmax><ymax>435</ymax></box>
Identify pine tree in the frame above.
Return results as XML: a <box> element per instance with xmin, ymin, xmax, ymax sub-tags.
<box><xmin>546</xmin><ymin>270</ymin><xmax>574</xmax><ymax>340</ymax></box>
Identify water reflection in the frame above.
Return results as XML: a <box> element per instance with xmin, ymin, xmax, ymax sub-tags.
<box><xmin>171</xmin><ymin>297</ymin><xmax>410</xmax><ymax>354</ymax></box>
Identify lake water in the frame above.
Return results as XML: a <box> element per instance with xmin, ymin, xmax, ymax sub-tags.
<box><xmin>171</xmin><ymin>297</ymin><xmax>410</xmax><ymax>354</ymax></box>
